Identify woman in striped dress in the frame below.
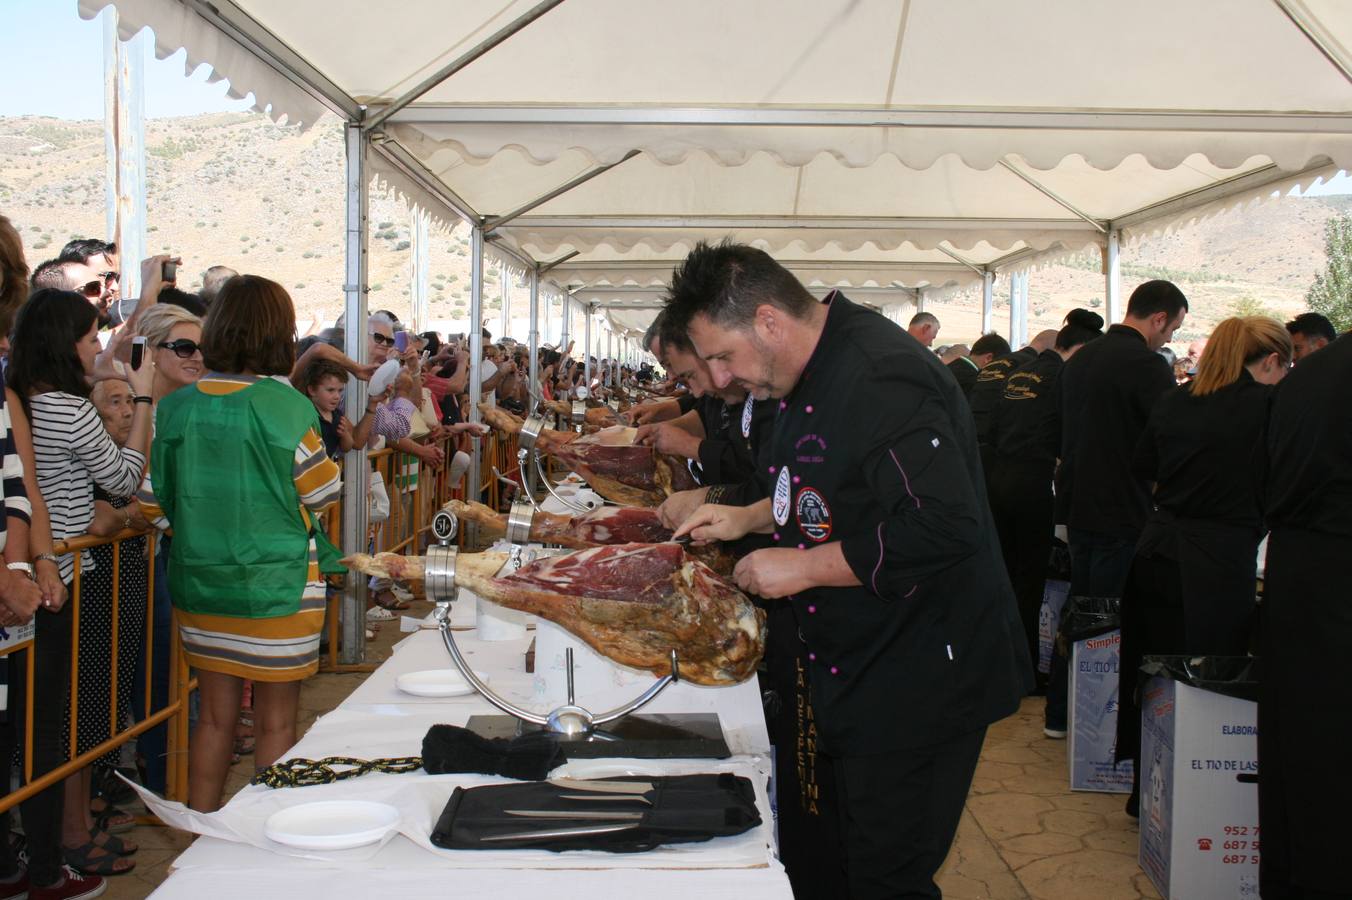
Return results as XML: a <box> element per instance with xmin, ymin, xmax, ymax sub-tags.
<box><xmin>8</xmin><ymin>288</ymin><xmax>156</xmax><ymax>876</ymax></box>
<box><xmin>143</xmin><ymin>275</ymin><xmax>341</xmax><ymax>813</ymax></box>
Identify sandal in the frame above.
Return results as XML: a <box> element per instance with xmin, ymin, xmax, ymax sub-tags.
<box><xmin>88</xmin><ymin>827</ymin><xmax>136</xmax><ymax>856</ymax></box>
<box><xmin>370</xmin><ymin>590</ymin><xmax>411</xmax><ymax>611</ymax></box>
<box><xmin>234</xmin><ymin>711</ymin><xmax>256</xmax><ymax>757</ymax></box>
<box><xmin>64</xmin><ymin>839</ymin><xmax>135</xmax><ymax>876</ymax></box>
<box><xmin>90</xmin><ymin>798</ymin><xmax>136</xmax><ymax>835</ymax></box>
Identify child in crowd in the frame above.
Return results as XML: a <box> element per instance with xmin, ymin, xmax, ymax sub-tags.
<box><xmin>298</xmin><ymin>358</ymin><xmax>353</xmax><ymax>461</ymax></box>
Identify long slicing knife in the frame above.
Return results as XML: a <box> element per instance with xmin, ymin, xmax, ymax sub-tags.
<box><xmin>547</xmin><ymin>777</ymin><xmax>653</xmax><ymax>795</ymax></box>
<box><xmin>481</xmin><ymin>822</ymin><xmax>639</xmax><ymax>842</ymax></box>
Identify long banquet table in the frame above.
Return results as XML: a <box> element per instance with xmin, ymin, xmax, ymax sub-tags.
<box><xmin>148</xmin><ymin>534</ymin><xmax>792</xmax><ymax>899</ymax></box>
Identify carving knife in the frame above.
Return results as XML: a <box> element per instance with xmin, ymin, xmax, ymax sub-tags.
<box><xmin>559</xmin><ymin>793</ymin><xmax>653</xmax><ymax>805</ymax></box>
<box><xmin>547</xmin><ymin>777</ymin><xmax>653</xmax><ymax>795</ymax></box>
<box><xmin>482</xmin><ymin>822</ymin><xmax>639</xmax><ymax>842</ymax></box>
<box><xmin>504</xmin><ymin>809</ymin><xmax>645</xmax><ymax>821</ymax></box>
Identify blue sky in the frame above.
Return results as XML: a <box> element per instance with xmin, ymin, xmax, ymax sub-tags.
<box><xmin>0</xmin><ymin>0</ymin><xmax>1347</xmax><ymax>195</ymax></box>
<box><xmin>0</xmin><ymin>0</ymin><xmax>253</xmax><ymax>119</ymax></box>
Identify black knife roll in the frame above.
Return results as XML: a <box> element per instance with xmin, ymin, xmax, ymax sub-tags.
<box><xmin>430</xmin><ymin>773</ymin><xmax>762</xmax><ymax>852</ymax></box>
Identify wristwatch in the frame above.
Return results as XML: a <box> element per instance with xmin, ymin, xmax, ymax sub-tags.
<box><xmin>7</xmin><ymin>562</ymin><xmax>34</xmax><ymax>580</ymax></box>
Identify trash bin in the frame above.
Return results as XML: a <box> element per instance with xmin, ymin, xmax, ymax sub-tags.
<box><xmin>1138</xmin><ymin>655</ymin><xmax>1259</xmax><ymax>900</ymax></box>
<box><xmin>1063</xmin><ymin>596</ymin><xmax>1133</xmax><ymax>792</ymax></box>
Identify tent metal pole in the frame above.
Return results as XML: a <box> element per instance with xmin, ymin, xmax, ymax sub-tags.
<box><xmin>468</xmin><ymin>225</ymin><xmax>485</xmax><ymax>507</ymax></box>
<box><xmin>483</xmin><ymin>150</ymin><xmax>641</xmax><ymax>233</ymax></box>
<box><xmin>339</xmin><ymin>122</ymin><xmax>370</xmax><ymax>664</ymax></box>
<box><xmin>560</xmin><ymin>294</ymin><xmax>571</xmax><ymax>354</ymax></box>
<box><xmin>1008</xmin><ymin>271</ymin><xmax>1020</xmax><ymax>345</ymax></box>
<box><xmin>499</xmin><ymin>259</ymin><xmax>509</xmax><ymax>341</ymax></box>
<box><xmin>509</xmin><ymin>214</ymin><xmax>1097</xmax><ymax>233</ymax></box>
<box><xmin>388</xmin><ymin>104</ymin><xmax>1350</xmax><ymax>134</ymax></box>
<box><xmin>527</xmin><ymin>267</ymin><xmax>540</xmax><ymax>493</ymax></box>
<box><xmin>363</xmin><ymin>0</ymin><xmax>567</xmax><ymax>132</ymax></box>
<box><xmin>936</xmin><ymin>245</ymin><xmax>984</xmax><ymax>277</ymax></box>
<box><xmin>1016</xmin><ymin>271</ymin><xmax>1030</xmax><ymax>347</ymax></box>
<box><xmin>178</xmin><ymin>0</ymin><xmax>362</xmax><ymax>119</ymax></box>
<box><xmin>369</xmin><ymin>138</ymin><xmax>479</xmax><ymax>224</ymax></box>
<box><xmin>1105</xmin><ymin>230</ymin><xmax>1122</xmax><ymax>324</ymax></box>
<box><xmin>915</xmin><ymin>288</ymin><xmax>925</xmax><ymax>314</ymax></box>
<box><xmin>584</xmin><ymin>308</ymin><xmax>593</xmax><ymax>391</ymax></box>
<box><xmin>1271</xmin><ymin>0</ymin><xmax>1352</xmax><ymax>84</ymax></box>
<box><xmin>997</xmin><ymin>160</ymin><xmax>1107</xmax><ymax>233</ymax></box>
<box><xmin>538</xmin><ymin>249</ymin><xmax>581</xmax><ymax>274</ymax></box>
<box><xmin>410</xmin><ymin>206</ymin><xmax>429</xmax><ymax>331</ymax></box>
<box><xmin>981</xmin><ymin>271</ymin><xmax>994</xmax><ymax>334</ymax></box>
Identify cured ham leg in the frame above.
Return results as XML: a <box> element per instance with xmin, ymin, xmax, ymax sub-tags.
<box><xmin>442</xmin><ymin>499</ymin><xmax>735</xmax><ymax>574</ymax></box>
<box><xmin>477</xmin><ymin>403</ymin><xmax>697</xmax><ymax>507</ymax></box>
<box><xmin>444</xmin><ymin>499</ymin><xmax>673</xmax><ymax>548</ymax></box>
<box><xmin>342</xmin><ymin>543</ymin><xmax>765</xmax><ymax>685</ymax></box>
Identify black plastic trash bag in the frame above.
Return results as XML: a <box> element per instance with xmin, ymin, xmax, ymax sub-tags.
<box><xmin>1138</xmin><ymin>654</ymin><xmax>1258</xmax><ymax>703</ymax></box>
<box><xmin>1056</xmin><ymin>595</ymin><xmax>1121</xmax><ymax>653</ymax></box>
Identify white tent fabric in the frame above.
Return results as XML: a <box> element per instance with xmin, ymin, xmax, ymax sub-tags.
<box><xmin>80</xmin><ymin>0</ymin><xmax>1352</xmax><ymax>326</ymax></box>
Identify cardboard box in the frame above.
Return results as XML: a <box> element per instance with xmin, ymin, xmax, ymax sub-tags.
<box><xmin>1139</xmin><ymin>676</ymin><xmax>1260</xmax><ymax>899</ymax></box>
<box><xmin>1068</xmin><ymin>629</ymin><xmax>1133</xmax><ymax>792</ymax></box>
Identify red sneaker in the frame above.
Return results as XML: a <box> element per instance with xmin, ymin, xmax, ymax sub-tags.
<box><xmin>28</xmin><ymin>867</ymin><xmax>104</xmax><ymax>900</ymax></box>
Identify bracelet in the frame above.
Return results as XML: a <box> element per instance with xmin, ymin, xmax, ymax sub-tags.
<box><xmin>34</xmin><ymin>553</ymin><xmax>58</xmax><ymax>567</ymax></box>
<box><xmin>133</xmin><ymin>395</ymin><xmax>153</xmax><ymax>405</ymax></box>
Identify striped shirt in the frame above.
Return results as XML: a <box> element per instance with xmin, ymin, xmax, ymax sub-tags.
<box><xmin>29</xmin><ymin>392</ymin><xmax>146</xmax><ymax>583</ymax></box>
<box><xmin>138</xmin><ymin>374</ymin><xmax>341</xmax><ymax>580</ymax></box>
<box><xmin>0</xmin><ymin>390</ymin><xmax>32</xmax><ymax>555</ymax></box>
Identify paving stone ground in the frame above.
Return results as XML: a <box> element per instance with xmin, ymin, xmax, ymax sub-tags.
<box><xmin>103</xmin><ymin>604</ymin><xmax>1160</xmax><ymax>899</ymax></box>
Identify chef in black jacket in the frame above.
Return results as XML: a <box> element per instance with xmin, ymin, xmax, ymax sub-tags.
<box><xmin>1259</xmin><ymin>330</ymin><xmax>1352</xmax><ymax>900</ymax></box>
<box><xmin>637</xmin><ymin>324</ymin><xmax>761</xmax><ymax>492</ymax></box>
<box><xmin>969</xmin><ymin>331</ymin><xmax>1054</xmax><ymax>447</ymax></box>
<box><xmin>1048</xmin><ymin>281</ymin><xmax>1185</xmax><ymax>737</ymax></box>
<box><xmin>945</xmin><ymin>332</ymin><xmax>1010</xmax><ymax>400</ymax></box>
<box><xmin>1115</xmin><ymin>316</ymin><xmax>1292</xmax><ymax>815</ymax></box>
<box><xmin>984</xmin><ymin>310</ymin><xmax>1103</xmax><ymax>676</ymax></box>
<box><xmin>666</xmin><ymin>242</ymin><xmax>1029</xmax><ymax>899</ymax></box>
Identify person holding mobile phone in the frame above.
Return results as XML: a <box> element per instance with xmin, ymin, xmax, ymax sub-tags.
<box><xmin>8</xmin><ymin>288</ymin><xmax>156</xmax><ymax>879</ymax></box>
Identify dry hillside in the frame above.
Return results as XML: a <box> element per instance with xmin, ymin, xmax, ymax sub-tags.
<box><xmin>0</xmin><ymin>111</ymin><xmax>1345</xmax><ymax>347</ymax></box>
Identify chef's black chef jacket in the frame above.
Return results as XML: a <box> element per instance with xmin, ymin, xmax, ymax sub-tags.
<box><xmin>691</xmin><ymin>395</ymin><xmax>759</xmax><ymax>487</ymax></box>
<box><xmin>769</xmin><ymin>292</ymin><xmax>1029</xmax><ymax>757</ymax></box>
<box><xmin>1058</xmin><ymin>324</ymin><xmax>1174</xmax><ymax>537</ymax></box>
<box><xmin>971</xmin><ymin>347</ymin><xmax>1038</xmax><ymax>445</ymax></box>
<box><xmin>989</xmin><ymin>349</ymin><xmax>1065</xmax><ymax>474</ymax></box>
<box><xmin>945</xmin><ymin>355</ymin><xmax>980</xmax><ymax>399</ymax></box>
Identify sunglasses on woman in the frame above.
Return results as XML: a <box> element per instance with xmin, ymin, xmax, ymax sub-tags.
<box><xmin>369</xmin><ymin>332</ymin><xmax>396</xmax><ymax>347</ymax></box>
<box><xmin>158</xmin><ymin>339</ymin><xmax>201</xmax><ymax>358</ymax></box>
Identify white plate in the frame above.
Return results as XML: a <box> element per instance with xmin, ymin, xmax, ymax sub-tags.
<box><xmin>394</xmin><ymin>668</ymin><xmax>490</xmax><ymax>698</ymax></box>
<box><xmin>264</xmin><ymin>800</ymin><xmax>400</xmax><ymax>851</ymax></box>
<box><xmin>367</xmin><ymin>358</ymin><xmax>401</xmax><ymax>397</ymax></box>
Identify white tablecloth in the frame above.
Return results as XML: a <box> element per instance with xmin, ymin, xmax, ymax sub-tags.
<box><xmin>151</xmin><ymin>589</ymin><xmax>789</xmax><ymax>897</ymax></box>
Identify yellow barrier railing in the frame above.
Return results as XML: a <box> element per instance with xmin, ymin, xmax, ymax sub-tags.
<box><xmin>0</xmin><ymin>426</ymin><xmax>516</xmax><ymax>814</ymax></box>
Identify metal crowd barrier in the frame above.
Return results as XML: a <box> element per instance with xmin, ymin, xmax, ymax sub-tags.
<box><xmin>0</xmin><ymin>429</ymin><xmax>493</xmax><ymax>814</ymax></box>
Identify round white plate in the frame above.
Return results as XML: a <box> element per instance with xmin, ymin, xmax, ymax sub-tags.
<box><xmin>394</xmin><ymin>668</ymin><xmax>490</xmax><ymax>698</ymax></box>
<box><xmin>367</xmin><ymin>358</ymin><xmax>401</xmax><ymax>397</ymax></box>
<box><xmin>264</xmin><ymin>800</ymin><xmax>399</xmax><ymax>851</ymax></box>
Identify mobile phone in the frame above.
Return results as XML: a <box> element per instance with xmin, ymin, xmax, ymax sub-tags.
<box><xmin>130</xmin><ymin>336</ymin><xmax>147</xmax><ymax>371</ymax></box>
<box><xmin>162</xmin><ymin>261</ymin><xmax>176</xmax><ymax>282</ymax></box>
<box><xmin>394</xmin><ymin>330</ymin><xmax>409</xmax><ymax>352</ymax></box>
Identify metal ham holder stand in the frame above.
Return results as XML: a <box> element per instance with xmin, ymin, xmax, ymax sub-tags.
<box><xmin>423</xmin><ymin>490</ymin><xmax>730</xmax><ymax>759</ymax></box>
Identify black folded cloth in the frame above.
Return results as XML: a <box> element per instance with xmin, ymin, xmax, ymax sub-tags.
<box><xmin>421</xmin><ymin>724</ymin><xmax>566</xmax><ymax>781</ymax></box>
<box><xmin>431</xmin><ymin>773</ymin><xmax>761</xmax><ymax>852</ymax></box>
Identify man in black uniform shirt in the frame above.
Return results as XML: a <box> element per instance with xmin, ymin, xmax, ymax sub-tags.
<box><xmin>1259</xmin><ymin>331</ymin><xmax>1352</xmax><ymax>899</ymax></box>
<box><xmin>946</xmin><ymin>332</ymin><xmax>1010</xmax><ymax>400</ymax></box>
<box><xmin>969</xmin><ymin>329</ymin><xmax>1057</xmax><ymax>450</ymax></box>
<box><xmin>1048</xmin><ymin>281</ymin><xmax>1184</xmax><ymax>736</ymax></box>
<box><xmin>667</xmin><ymin>242</ymin><xmax>1029</xmax><ymax>899</ymax></box>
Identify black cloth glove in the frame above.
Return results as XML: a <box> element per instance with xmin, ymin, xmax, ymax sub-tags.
<box><xmin>421</xmin><ymin>724</ymin><xmax>565</xmax><ymax>781</ymax></box>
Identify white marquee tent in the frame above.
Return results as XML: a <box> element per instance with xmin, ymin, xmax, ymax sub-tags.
<box><xmin>78</xmin><ymin>0</ymin><xmax>1352</xmax><ymax>656</ymax></box>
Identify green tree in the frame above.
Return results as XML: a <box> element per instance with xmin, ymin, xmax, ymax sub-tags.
<box><xmin>1229</xmin><ymin>295</ymin><xmax>1274</xmax><ymax>318</ymax></box>
<box><xmin>1306</xmin><ymin>213</ymin><xmax>1352</xmax><ymax>331</ymax></box>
